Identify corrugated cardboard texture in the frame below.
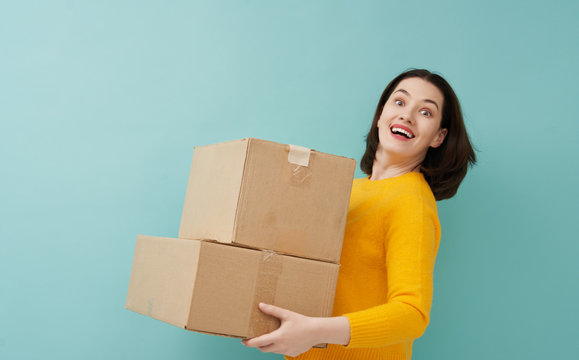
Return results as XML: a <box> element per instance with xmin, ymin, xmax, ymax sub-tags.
<box><xmin>273</xmin><ymin>254</ymin><xmax>339</xmax><ymax>318</ymax></box>
<box><xmin>248</xmin><ymin>250</ymin><xmax>340</xmax><ymax>338</ymax></box>
<box><xmin>126</xmin><ymin>237</ymin><xmax>339</xmax><ymax>339</ymax></box>
<box><xmin>249</xmin><ymin>250</ymin><xmax>283</xmax><ymax>337</ymax></box>
<box><xmin>125</xmin><ymin>235</ymin><xmax>200</xmax><ymax>328</ymax></box>
<box><xmin>235</xmin><ymin>138</ymin><xmax>356</xmax><ymax>263</ymax></box>
<box><xmin>179</xmin><ymin>139</ymin><xmax>248</xmax><ymax>241</ymax></box>
<box><xmin>179</xmin><ymin>138</ymin><xmax>356</xmax><ymax>263</ymax></box>
<box><xmin>187</xmin><ymin>241</ymin><xmax>261</xmax><ymax>337</ymax></box>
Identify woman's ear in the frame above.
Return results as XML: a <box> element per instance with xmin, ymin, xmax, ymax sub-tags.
<box><xmin>430</xmin><ymin>128</ymin><xmax>448</xmax><ymax>148</ymax></box>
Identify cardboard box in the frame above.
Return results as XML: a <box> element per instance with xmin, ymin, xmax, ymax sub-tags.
<box><xmin>126</xmin><ymin>235</ymin><xmax>339</xmax><ymax>339</ymax></box>
<box><xmin>179</xmin><ymin>138</ymin><xmax>356</xmax><ymax>263</ymax></box>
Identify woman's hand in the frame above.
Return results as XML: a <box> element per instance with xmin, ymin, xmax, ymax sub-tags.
<box><xmin>241</xmin><ymin>303</ymin><xmax>320</xmax><ymax>357</ymax></box>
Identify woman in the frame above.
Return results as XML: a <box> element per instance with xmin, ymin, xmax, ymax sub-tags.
<box><xmin>242</xmin><ymin>69</ymin><xmax>476</xmax><ymax>359</ymax></box>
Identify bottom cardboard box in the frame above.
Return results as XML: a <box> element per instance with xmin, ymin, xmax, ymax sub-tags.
<box><xmin>126</xmin><ymin>235</ymin><xmax>339</xmax><ymax>339</ymax></box>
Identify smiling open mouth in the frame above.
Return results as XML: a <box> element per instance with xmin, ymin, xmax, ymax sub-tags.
<box><xmin>390</xmin><ymin>126</ymin><xmax>415</xmax><ymax>139</ymax></box>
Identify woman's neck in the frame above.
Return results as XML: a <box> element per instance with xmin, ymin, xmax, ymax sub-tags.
<box><xmin>370</xmin><ymin>148</ymin><xmax>423</xmax><ymax>181</ymax></box>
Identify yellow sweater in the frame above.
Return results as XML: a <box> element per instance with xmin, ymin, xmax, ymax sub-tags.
<box><xmin>289</xmin><ymin>172</ymin><xmax>441</xmax><ymax>360</ymax></box>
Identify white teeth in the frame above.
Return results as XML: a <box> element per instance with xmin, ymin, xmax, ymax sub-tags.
<box><xmin>391</xmin><ymin>127</ymin><xmax>414</xmax><ymax>139</ymax></box>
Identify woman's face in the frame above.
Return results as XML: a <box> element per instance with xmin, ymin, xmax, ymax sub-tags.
<box><xmin>377</xmin><ymin>77</ymin><xmax>448</xmax><ymax>163</ymax></box>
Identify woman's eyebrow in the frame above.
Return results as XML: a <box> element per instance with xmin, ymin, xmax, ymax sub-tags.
<box><xmin>424</xmin><ymin>99</ymin><xmax>440</xmax><ymax>110</ymax></box>
<box><xmin>393</xmin><ymin>88</ymin><xmax>439</xmax><ymax>110</ymax></box>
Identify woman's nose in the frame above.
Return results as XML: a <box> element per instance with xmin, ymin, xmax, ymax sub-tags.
<box><xmin>399</xmin><ymin>113</ymin><xmax>413</xmax><ymax>123</ymax></box>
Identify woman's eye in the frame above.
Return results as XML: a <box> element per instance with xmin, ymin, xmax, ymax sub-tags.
<box><xmin>421</xmin><ymin>109</ymin><xmax>431</xmax><ymax>117</ymax></box>
<box><xmin>395</xmin><ymin>100</ymin><xmax>403</xmax><ymax>106</ymax></box>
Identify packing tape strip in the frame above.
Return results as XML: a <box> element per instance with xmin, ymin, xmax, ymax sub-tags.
<box><xmin>288</xmin><ymin>144</ymin><xmax>311</xmax><ymax>167</ymax></box>
<box><xmin>288</xmin><ymin>163</ymin><xmax>312</xmax><ymax>186</ymax></box>
<box><xmin>249</xmin><ymin>250</ymin><xmax>283</xmax><ymax>338</ymax></box>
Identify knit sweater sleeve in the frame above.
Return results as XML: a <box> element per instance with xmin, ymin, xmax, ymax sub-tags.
<box><xmin>343</xmin><ymin>190</ymin><xmax>440</xmax><ymax>348</ymax></box>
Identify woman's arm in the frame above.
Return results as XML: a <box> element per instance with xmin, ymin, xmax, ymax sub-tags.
<box><xmin>343</xmin><ymin>193</ymin><xmax>440</xmax><ymax>347</ymax></box>
<box><xmin>242</xmin><ymin>302</ymin><xmax>350</xmax><ymax>357</ymax></box>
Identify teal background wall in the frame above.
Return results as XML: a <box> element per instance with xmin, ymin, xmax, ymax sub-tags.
<box><xmin>1</xmin><ymin>1</ymin><xmax>578</xmax><ymax>359</ymax></box>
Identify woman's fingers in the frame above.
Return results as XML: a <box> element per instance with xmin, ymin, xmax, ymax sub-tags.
<box><xmin>242</xmin><ymin>331</ymin><xmax>278</xmax><ymax>348</ymax></box>
<box><xmin>258</xmin><ymin>343</ymin><xmax>281</xmax><ymax>354</ymax></box>
<box><xmin>242</xmin><ymin>303</ymin><xmax>313</xmax><ymax>356</ymax></box>
<box><xmin>258</xmin><ymin>302</ymin><xmax>292</xmax><ymax>320</ymax></box>
<box><xmin>242</xmin><ymin>304</ymin><xmax>291</xmax><ymax>348</ymax></box>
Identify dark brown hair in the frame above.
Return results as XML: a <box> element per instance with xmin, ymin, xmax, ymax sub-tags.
<box><xmin>361</xmin><ymin>69</ymin><xmax>476</xmax><ymax>200</ymax></box>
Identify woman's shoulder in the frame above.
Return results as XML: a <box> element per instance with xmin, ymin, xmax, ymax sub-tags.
<box><xmin>351</xmin><ymin>173</ymin><xmax>437</xmax><ymax>215</ymax></box>
<box><xmin>397</xmin><ymin>172</ymin><xmax>436</xmax><ymax>199</ymax></box>
<box><xmin>353</xmin><ymin>173</ymin><xmax>433</xmax><ymax>199</ymax></box>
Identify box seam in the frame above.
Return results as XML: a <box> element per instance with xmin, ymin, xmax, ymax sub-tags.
<box><xmin>232</xmin><ymin>138</ymin><xmax>251</xmax><ymax>243</ymax></box>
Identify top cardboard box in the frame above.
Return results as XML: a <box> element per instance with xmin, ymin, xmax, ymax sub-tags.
<box><xmin>179</xmin><ymin>138</ymin><xmax>356</xmax><ymax>263</ymax></box>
